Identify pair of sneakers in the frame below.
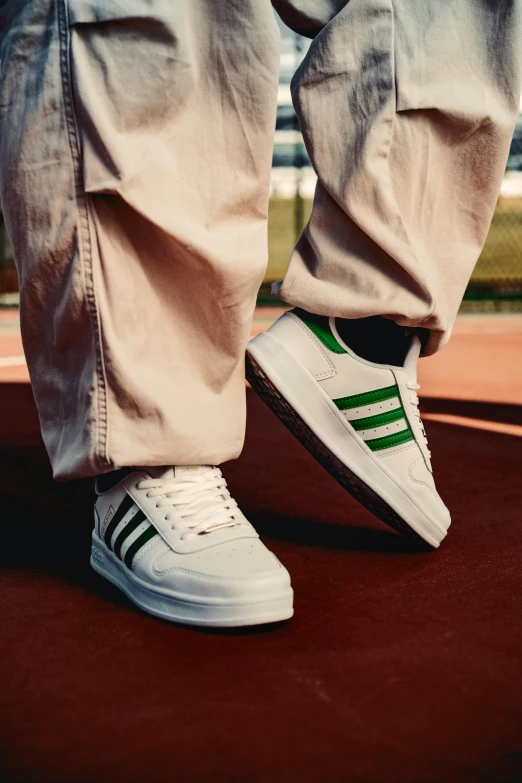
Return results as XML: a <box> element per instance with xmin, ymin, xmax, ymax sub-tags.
<box><xmin>91</xmin><ymin>310</ymin><xmax>450</xmax><ymax>627</ymax></box>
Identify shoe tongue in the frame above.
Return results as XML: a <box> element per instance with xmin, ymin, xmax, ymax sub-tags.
<box><xmin>403</xmin><ymin>335</ymin><xmax>421</xmax><ymax>382</ymax></box>
<box><xmin>145</xmin><ymin>465</ymin><xmax>213</xmax><ymax>480</ymax></box>
<box><xmin>174</xmin><ymin>465</ymin><xmax>213</xmax><ymax>479</ymax></box>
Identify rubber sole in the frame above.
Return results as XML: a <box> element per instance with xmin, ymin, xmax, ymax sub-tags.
<box><xmin>90</xmin><ymin>533</ymin><xmax>294</xmax><ymax>628</ymax></box>
<box><xmin>246</xmin><ymin>333</ymin><xmax>448</xmax><ymax>548</ymax></box>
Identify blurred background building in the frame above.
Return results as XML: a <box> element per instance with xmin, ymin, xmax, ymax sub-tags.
<box><xmin>1</xmin><ymin>19</ymin><xmax>522</xmax><ymax>311</ymax></box>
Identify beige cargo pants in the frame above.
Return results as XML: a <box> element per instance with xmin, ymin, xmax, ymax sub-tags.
<box><xmin>0</xmin><ymin>0</ymin><xmax>519</xmax><ymax>480</ymax></box>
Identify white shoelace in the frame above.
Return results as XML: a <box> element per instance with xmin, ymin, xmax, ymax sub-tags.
<box><xmin>406</xmin><ymin>380</ymin><xmax>431</xmax><ymax>457</ymax></box>
<box><xmin>137</xmin><ymin>467</ymin><xmax>242</xmax><ymax>540</ymax></box>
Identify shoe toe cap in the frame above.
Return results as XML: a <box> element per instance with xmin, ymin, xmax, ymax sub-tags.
<box><xmin>151</xmin><ymin>538</ymin><xmax>291</xmax><ymax>600</ymax></box>
<box><xmin>408</xmin><ymin>457</ymin><xmax>451</xmax><ymax>531</ymax></box>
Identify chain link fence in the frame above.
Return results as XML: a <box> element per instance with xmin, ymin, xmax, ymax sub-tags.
<box><xmin>464</xmin><ymin>120</ymin><xmax>522</xmax><ymax>308</ymax></box>
<box><xmin>0</xmin><ymin>207</ymin><xmax>17</xmax><ymax>305</ymax></box>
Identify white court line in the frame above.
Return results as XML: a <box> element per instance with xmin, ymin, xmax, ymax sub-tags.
<box><xmin>423</xmin><ymin>413</ymin><xmax>522</xmax><ymax>437</ymax></box>
<box><xmin>0</xmin><ymin>355</ymin><xmax>26</xmax><ymax>368</ymax></box>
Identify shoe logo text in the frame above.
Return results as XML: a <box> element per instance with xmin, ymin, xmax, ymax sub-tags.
<box><xmin>102</xmin><ymin>505</ymin><xmax>115</xmax><ymax>537</ymax></box>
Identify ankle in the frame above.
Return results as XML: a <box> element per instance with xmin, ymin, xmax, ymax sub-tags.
<box><xmin>334</xmin><ymin>315</ymin><xmax>411</xmax><ymax>366</ymax></box>
<box><xmin>96</xmin><ymin>467</ymin><xmax>133</xmax><ymax>494</ymax></box>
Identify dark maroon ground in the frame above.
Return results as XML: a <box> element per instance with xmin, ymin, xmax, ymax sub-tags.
<box><xmin>0</xmin><ymin>384</ymin><xmax>521</xmax><ymax>783</ymax></box>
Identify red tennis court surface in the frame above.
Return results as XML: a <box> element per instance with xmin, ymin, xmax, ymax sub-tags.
<box><xmin>1</xmin><ymin>308</ymin><xmax>521</xmax><ymax>782</ymax></box>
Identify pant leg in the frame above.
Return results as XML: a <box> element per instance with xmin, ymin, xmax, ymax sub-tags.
<box><xmin>0</xmin><ymin>0</ymin><xmax>280</xmax><ymax>480</ymax></box>
<box><xmin>273</xmin><ymin>0</ymin><xmax>521</xmax><ymax>354</ymax></box>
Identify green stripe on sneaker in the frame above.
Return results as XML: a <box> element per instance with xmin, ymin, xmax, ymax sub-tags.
<box><xmin>113</xmin><ymin>510</ymin><xmax>147</xmax><ymax>559</ymax></box>
<box><xmin>364</xmin><ymin>426</ymin><xmax>415</xmax><ymax>451</ymax></box>
<box><xmin>124</xmin><ymin>526</ymin><xmax>158</xmax><ymax>569</ymax></box>
<box><xmin>333</xmin><ymin>384</ymin><xmax>399</xmax><ymax>410</ymax></box>
<box><xmin>350</xmin><ymin>405</ymin><xmax>405</xmax><ymax>432</ymax></box>
<box><xmin>299</xmin><ymin>316</ymin><xmax>347</xmax><ymax>354</ymax></box>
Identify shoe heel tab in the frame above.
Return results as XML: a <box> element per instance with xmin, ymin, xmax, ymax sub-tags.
<box><xmin>292</xmin><ymin>310</ymin><xmax>347</xmax><ymax>355</ymax></box>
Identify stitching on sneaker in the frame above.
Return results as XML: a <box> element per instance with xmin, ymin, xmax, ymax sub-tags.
<box><xmin>150</xmin><ymin>541</ymin><xmax>175</xmax><ymax>572</ymax></box>
<box><xmin>132</xmin><ymin>534</ymin><xmax>165</xmax><ymax>569</ymax></box>
<box><xmin>152</xmin><ymin>564</ymin><xmax>279</xmax><ymax>582</ymax></box>
<box><xmin>377</xmin><ymin>443</ymin><xmax>419</xmax><ymax>458</ymax></box>
<box><xmin>408</xmin><ymin>458</ymin><xmax>437</xmax><ymax>496</ymax></box>
<box><xmin>58</xmin><ymin>0</ymin><xmax>110</xmax><ymax>472</ymax></box>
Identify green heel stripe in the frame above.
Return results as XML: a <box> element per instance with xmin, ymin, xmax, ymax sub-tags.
<box><xmin>298</xmin><ymin>316</ymin><xmax>347</xmax><ymax>354</ymax></box>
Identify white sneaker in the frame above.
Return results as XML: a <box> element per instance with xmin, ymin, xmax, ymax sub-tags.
<box><xmin>91</xmin><ymin>466</ymin><xmax>293</xmax><ymax>627</ymax></box>
<box><xmin>246</xmin><ymin>311</ymin><xmax>451</xmax><ymax>548</ymax></box>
